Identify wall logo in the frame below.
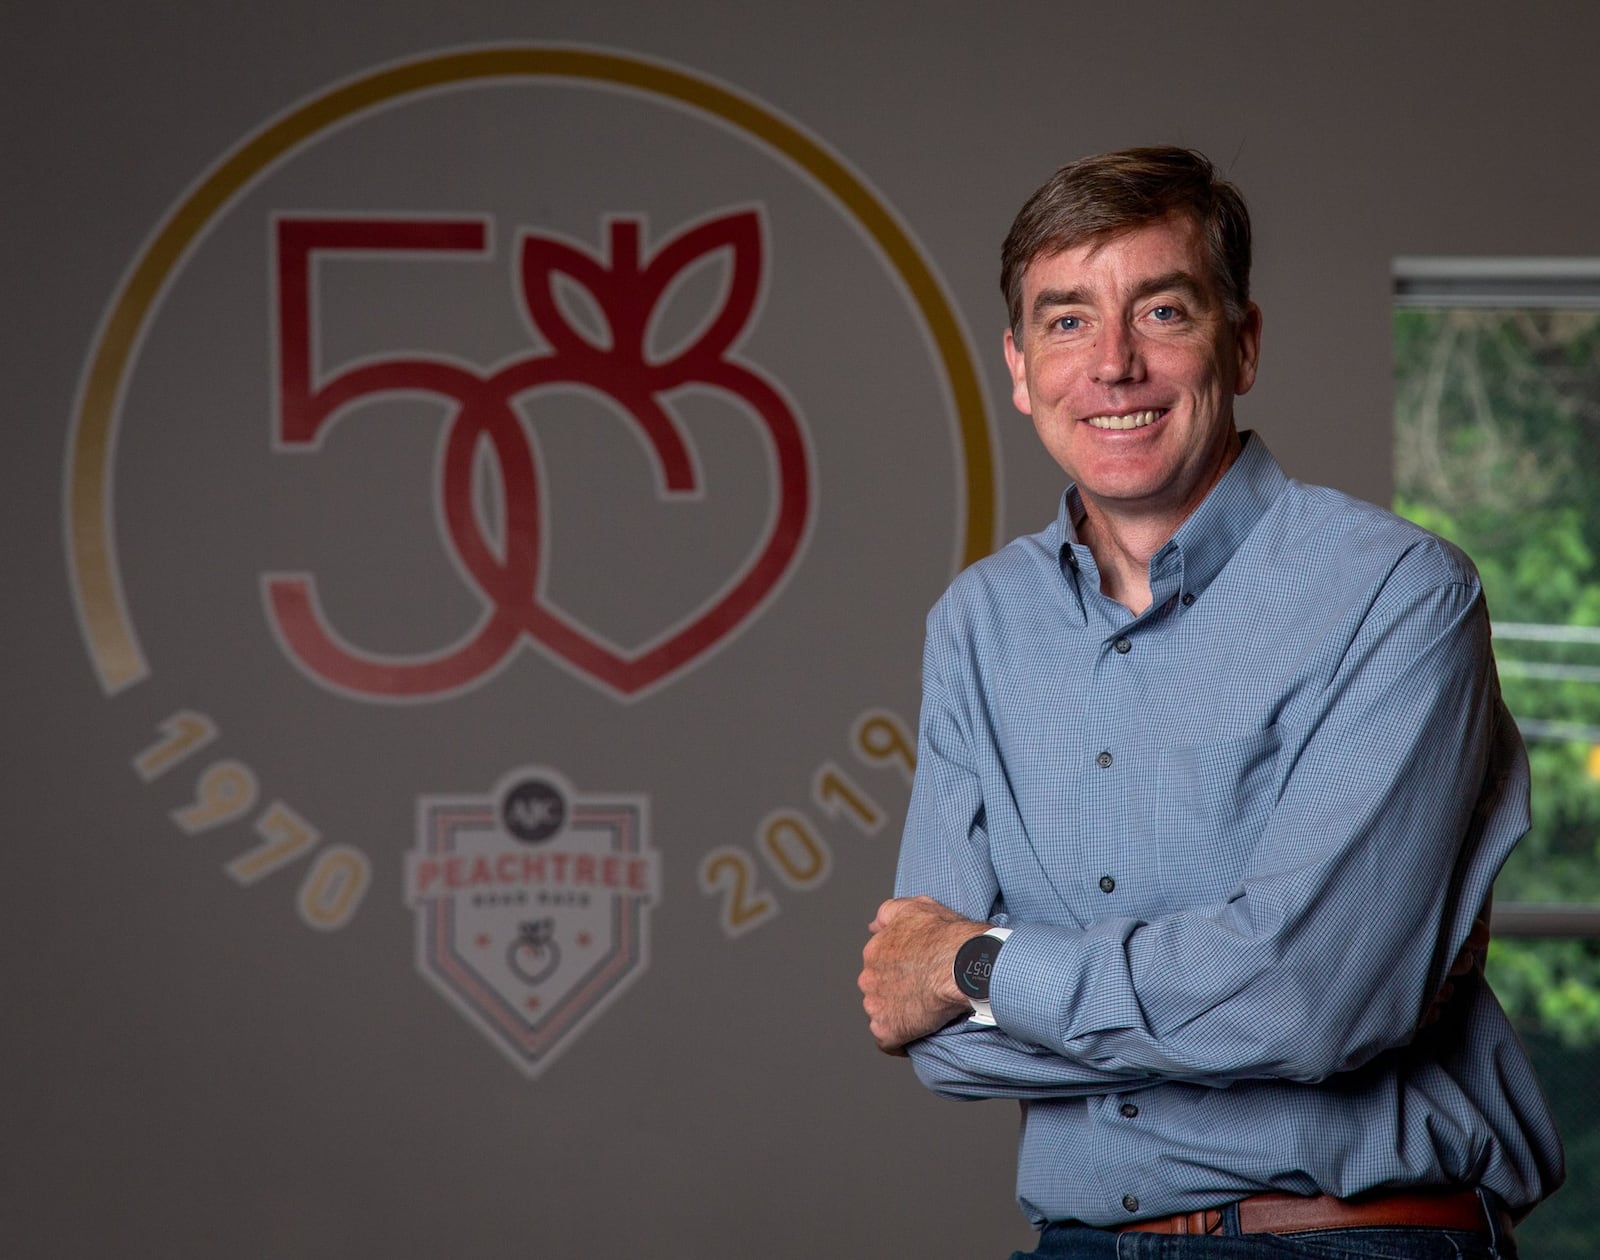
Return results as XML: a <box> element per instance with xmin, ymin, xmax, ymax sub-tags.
<box><xmin>407</xmin><ymin>769</ymin><xmax>658</xmax><ymax>1077</ymax></box>
<box><xmin>63</xmin><ymin>45</ymin><xmax>996</xmax><ymax>1075</ymax></box>
<box><xmin>67</xmin><ymin>45</ymin><xmax>995</xmax><ymax>700</ymax></box>
<box><xmin>267</xmin><ymin>209</ymin><xmax>809</xmax><ymax>700</ymax></box>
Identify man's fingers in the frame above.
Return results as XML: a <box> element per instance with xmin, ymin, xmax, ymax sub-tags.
<box><xmin>861</xmin><ymin>986</ymin><xmax>910</xmax><ymax>1053</ymax></box>
<box><xmin>868</xmin><ymin>897</ymin><xmax>903</xmax><ymax>934</ymax></box>
<box><xmin>1446</xmin><ymin>913</ymin><xmax>1493</xmax><ymax>979</ymax></box>
<box><xmin>873</xmin><ymin>894</ymin><xmax>927</xmax><ymax>926</ymax></box>
<box><xmin>860</xmin><ymin>894</ymin><xmax>977</xmax><ymax>1050</ymax></box>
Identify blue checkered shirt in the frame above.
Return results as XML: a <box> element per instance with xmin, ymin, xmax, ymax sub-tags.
<box><xmin>894</xmin><ymin>434</ymin><xmax>1563</xmax><ymax>1227</ymax></box>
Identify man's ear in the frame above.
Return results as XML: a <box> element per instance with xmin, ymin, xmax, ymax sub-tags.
<box><xmin>1003</xmin><ymin>328</ymin><xmax>1033</xmax><ymax>416</ymax></box>
<box><xmin>1234</xmin><ymin>303</ymin><xmax>1263</xmax><ymax>396</ymax></box>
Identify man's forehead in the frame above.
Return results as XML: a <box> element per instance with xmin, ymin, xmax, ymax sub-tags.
<box><xmin>1022</xmin><ymin>213</ymin><xmax>1209</xmax><ymax>295</ymax></box>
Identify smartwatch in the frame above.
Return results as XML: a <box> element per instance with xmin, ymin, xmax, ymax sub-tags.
<box><xmin>953</xmin><ymin>927</ymin><xmax>1012</xmax><ymax>1025</ymax></box>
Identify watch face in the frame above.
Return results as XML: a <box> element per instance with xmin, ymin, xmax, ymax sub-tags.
<box><xmin>954</xmin><ymin>934</ymin><xmax>1001</xmax><ymax>1001</ymax></box>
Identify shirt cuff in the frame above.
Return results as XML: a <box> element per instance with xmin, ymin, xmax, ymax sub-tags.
<box><xmin>985</xmin><ymin>920</ymin><xmax>1142</xmax><ymax>1049</ymax></box>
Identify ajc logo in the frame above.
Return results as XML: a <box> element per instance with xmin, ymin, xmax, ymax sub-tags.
<box><xmin>267</xmin><ymin>210</ymin><xmax>809</xmax><ymax>699</ymax></box>
<box><xmin>406</xmin><ymin>767</ymin><xmax>660</xmax><ymax>1078</ymax></box>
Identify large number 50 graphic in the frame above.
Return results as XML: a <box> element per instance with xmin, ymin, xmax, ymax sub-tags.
<box><xmin>266</xmin><ymin>211</ymin><xmax>811</xmax><ymax>700</ymax></box>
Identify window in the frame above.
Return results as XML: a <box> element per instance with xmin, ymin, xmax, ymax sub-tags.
<box><xmin>1394</xmin><ymin>258</ymin><xmax>1600</xmax><ymax>1253</ymax></box>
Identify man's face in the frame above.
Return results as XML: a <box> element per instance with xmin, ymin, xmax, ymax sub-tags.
<box><xmin>1003</xmin><ymin>213</ymin><xmax>1262</xmax><ymax>532</ymax></box>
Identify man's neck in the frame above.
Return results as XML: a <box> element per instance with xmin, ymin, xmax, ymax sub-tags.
<box><xmin>1075</xmin><ymin>435</ymin><xmax>1243</xmax><ymax>615</ymax></box>
<box><xmin>1076</xmin><ymin>511</ymin><xmax>1171</xmax><ymax>615</ymax></box>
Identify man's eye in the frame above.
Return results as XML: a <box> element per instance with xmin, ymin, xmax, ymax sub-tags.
<box><xmin>1053</xmin><ymin>315</ymin><xmax>1082</xmax><ymax>332</ymax></box>
<box><xmin>1150</xmin><ymin>305</ymin><xmax>1179</xmax><ymax>322</ymax></box>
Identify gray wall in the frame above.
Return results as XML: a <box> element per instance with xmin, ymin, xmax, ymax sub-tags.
<box><xmin>4</xmin><ymin>4</ymin><xmax>1593</xmax><ymax>1257</ymax></box>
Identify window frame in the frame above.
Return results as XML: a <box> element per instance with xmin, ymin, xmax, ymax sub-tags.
<box><xmin>1392</xmin><ymin>257</ymin><xmax>1600</xmax><ymax>939</ymax></box>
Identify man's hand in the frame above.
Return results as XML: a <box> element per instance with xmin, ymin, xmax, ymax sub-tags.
<box><xmin>1419</xmin><ymin>903</ymin><xmax>1493</xmax><ymax>1029</ymax></box>
<box><xmin>859</xmin><ymin>895</ymin><xmax>988</xmax><ymax>1055</ymax></box>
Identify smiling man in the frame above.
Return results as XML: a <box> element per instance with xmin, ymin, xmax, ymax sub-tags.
<box><xmin>858</xmin><ymin>148</ymin><xmax>1562</xmax><ymax>1259</ymax></box>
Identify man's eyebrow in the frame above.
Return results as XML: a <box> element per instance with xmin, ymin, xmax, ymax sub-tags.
<box><xmin>1129</xmin><ymin>270</ymin><xmax>1207</xmax><ymax>304</ymax></box>
<box><xmin>1029</xmin><ymin>287</ymin><xmax>1088</xmax><ymax>322</ymax></box>
<box><xmin>1028</xmin><ymin>271</ymin><xmax>1209</xmax><ymax>324</ymax></box>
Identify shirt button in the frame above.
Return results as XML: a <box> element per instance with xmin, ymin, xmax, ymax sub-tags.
<box><xmin>1113</xmin><ymin>636</ymin><xmax>1132</xmax><ymax>654</ymax></box>
<box><xmin>1181</xmin><ymin>592</ymin><xmax>1196</xmax><ymax>606</ymax></box>
<box><xmin>1120</xmin><ymin>1103</ymin><xmax>1139</xmax><ymax>1118</ymax></box>
<box><xmin>1095</xmin><ymin>751</ymin><xmax>1113</xmax><ymax>769</ymax></box>
<box><xmin>1099</xmin><ymin>875</ymin><xmax>1116</xmax><ymax>894</ymax></box>
<box><xmin>1123</xmin><ymin>1194</ymin><xmax>1140</xmax><ymax>1214</ymax></box>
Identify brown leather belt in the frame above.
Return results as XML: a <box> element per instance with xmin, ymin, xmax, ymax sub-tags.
<box><xmin>1118</xmin><ymin>1189</ymin><xmax>1499</xmax><ymax>1236</ymax></box>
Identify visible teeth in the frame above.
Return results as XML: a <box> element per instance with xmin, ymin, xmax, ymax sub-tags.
<box><xmin>1086</xmin><ymin>410</ymin><xmax>1160</xmax><ymax>430</ymax></box>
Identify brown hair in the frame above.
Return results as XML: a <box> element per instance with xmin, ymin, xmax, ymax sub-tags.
<box><xmin>1000</xmin><ymin>146</ymin><xmax>1252</xmax><ymax>333</ymax></box>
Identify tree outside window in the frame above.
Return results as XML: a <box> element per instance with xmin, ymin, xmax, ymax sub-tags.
<box><xmin>1394</xmin><ymin>260</ymin><xmax>1600</xmax><ymax>1254</ymax></box>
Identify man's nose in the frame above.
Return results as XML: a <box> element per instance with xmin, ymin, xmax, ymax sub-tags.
<box><xmin>1091</xmin><ymin>320</ymin><xmax>1141</xmax><ymax>384</ymax></box>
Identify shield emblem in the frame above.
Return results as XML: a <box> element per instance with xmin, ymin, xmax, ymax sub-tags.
<box><xmin>407</xmin><ymin>769</ymin><xmax>658</xmax><ymax>1077</ymax></box>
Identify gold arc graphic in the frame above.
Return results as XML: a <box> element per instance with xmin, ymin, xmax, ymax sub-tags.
<box><xmin>67</xmin><ymin>45</ymin><xmax>998</xmax><ymax>694</ymax></box>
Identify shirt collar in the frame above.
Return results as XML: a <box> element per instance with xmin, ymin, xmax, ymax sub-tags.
<box><xmin>1163</xmin><ymin>431</ymin><xmax>1288</xmax><ymax>602</ymax></box>
<box><xmin>1054</xmin><ymin>431</ymin><xmax>1289</xmax><ymax>612</ymax></box>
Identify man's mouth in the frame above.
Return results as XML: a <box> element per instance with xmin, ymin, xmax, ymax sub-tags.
<box><xmin>1084</xmin><ymin>408</ymin><xmax>1164</xmax><ymax>431</ymax></box>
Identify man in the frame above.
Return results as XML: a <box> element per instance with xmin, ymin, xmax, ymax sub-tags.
<box><xmin>858</xmin><ymin>148</ymin><xmax>1562</xmax><ymax>1258</ymax></box>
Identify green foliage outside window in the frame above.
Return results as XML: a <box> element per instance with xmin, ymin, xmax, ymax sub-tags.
<box><xmin>1394</xmin><ymin>307</ymin><xmax>1600</xmax><ymax>1051</ymax></box>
